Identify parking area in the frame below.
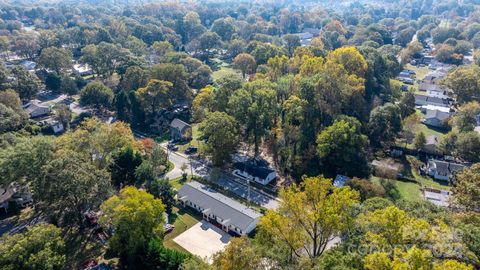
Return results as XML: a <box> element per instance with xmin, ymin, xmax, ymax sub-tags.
<box><xmin>173</xmin><ymin>220</ymin><xmax>230</xmax><ymax>262</ymax></box>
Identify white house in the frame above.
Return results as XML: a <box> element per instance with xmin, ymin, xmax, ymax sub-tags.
<box><xmin>177</xmin><ymin>181</ymin><xmax>262</xmax><ymax>235</ymax></box>
<box><xmin>72</xmin><ymin>63</ymin><xmax>93</xmax><ymax>76</ymax></box>
<box><xmin>40</xmin><ymin>118</ymin><xmax>65</xmax><ymax>134</ymax></box>
<box><xmin>24</xmin><ymin>101</ymin><xmax>50</xmax><ymax>118</ymax></box>
<box><xmin>420</xmin><ymin>105</ymin><xmax>450</xmax><ymax>114</ymax></box>
<box><xmin>427</xmin><ymin>160</ymin><xmax>466</xmax><ymax>182</ymax></box>
<box><xmin>233</xmin><ymin>162</ymin><xmax>277</xmax><ymax>186</ymax></box>
<box><xmin>19</xmin><ymin>60</ymin><xmax>37</xmax><ymax>72</ymax></box>
<box><xmin>422</xmin><ymin>109</ymin><xmax>451</xmax><ymax>128</ymax></box>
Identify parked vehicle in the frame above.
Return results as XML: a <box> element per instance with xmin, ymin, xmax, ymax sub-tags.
<box><xmin>167</xmin><ymin>143</ymin><xmax>178</xmax><ymax>151</ymax></box>
<box><xmin>184</xmin><ymin>146</ymin><xmax>198</xmax><ymax>154</ymax></box>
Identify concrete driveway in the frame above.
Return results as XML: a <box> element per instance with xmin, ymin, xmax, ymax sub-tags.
<box><xmin>173</xmin><ymin>220</ymin><xmax>230</xmax><ymax>263</ymax></box>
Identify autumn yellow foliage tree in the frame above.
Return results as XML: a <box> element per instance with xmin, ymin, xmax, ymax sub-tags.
<box><xmin>259</xmin><ymin>176</ymin><xmax>359</xmax><ymax>259</ymax></box>
<box><xmin>100</xmin><ymin>186</ymin><xmax>165</xmax><ymax>265</ymax></box>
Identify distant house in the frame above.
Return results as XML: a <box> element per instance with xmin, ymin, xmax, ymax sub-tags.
<box><xmin>0</xmin><ymin>184</ymin><xmax>33</xmax><ymax>214</ymax></box>
<box><xmin>333</xmin><ymin>175</ymin><xmax>351</xmax><ymax>187</ymax></box>
<box><xmin>303</xmin><ymin>28</ymin><xmax>321</xmax><ymax>36</ymax></box>
<box><xmin>292</xmin><ymin>32</ymin><xmax>314</xmax><ymax>46</ymax></box>
<box><xmin>426</xmin><ymin>89</ymin><xmax>449</xmax><ymax>99</ymax></box>
<box><xmin>420</xmin><ymin>105</ymin><xmax>450</xmax><ymax>114</ymax></box>
<box><xmin>418</xmin><ymin>82</ymin><xmax>444</xmax><ymax>92</ymax></box>
<box><xmin>233</xmin><ymin>161</ymin><xmax>277</xmax><ymax>186</ymax></box>
<box><xmin>177</xmin><ymin>181</ymin><xmax>262</xmax><ymax>235</ymax></box>
<box><xmin>19</xmin><ymin>60</ymin><xmax>36</xmax><ymax>72</ymax></box>
<box><xmin>72</xmin><ymin>63</ymin><xmax>93</xmax><ymax>76</ymax></box>
<box><xmin>170</xmin><ymin>118</ymin><xmax>192</xmax><ymax>141</ymax></box>
<box><xmin>414</xmin><ymin>94</ymin><xmax>450</xmax><ymax>108</ymax></box>
<box><xmin>39</xmin><ymin>118</ymin><xmax>65</xmax><ymax>134</ymax></box>
<box><xmin>422</xmin><ymin>109</ymin><xmax>451</xmax><ymax>128</ymax></box>
<box><xmin>427</xmin><ymin>160</ymin><xmax>466</xmax><ymax>182</ymax></box>
<box><xmin>0</xmin><ymin>185</ymin><xmax>16</xmax><ymax>214</ymax></box>
<box><xmin>24</xmin><ymin>101</ymin><xmax>50</xmax><ymax>118</ymax></box>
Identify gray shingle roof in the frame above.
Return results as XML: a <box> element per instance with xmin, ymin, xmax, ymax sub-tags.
<box><xmin>178</xmin><ymin>181</ymin><xmax>262</xmax><ymax>232</ymax></box>
<box><xmin>425</xmin><ymin>110</ymin><xmax>450</xmax><ymax>121</ymax></box>
<box><xmin>170</xmin><ymin>118</ymin><xmax>190</xmax><ymax>130</ymax></box>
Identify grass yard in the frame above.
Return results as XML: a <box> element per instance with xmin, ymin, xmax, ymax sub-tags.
<box><xmin>169</xmin><ymin>175</ymin><xmax>193</xmax><ymax>190</ymax></box>
<box><xmin>405</xmin><ymin>63</ymin><xmax>430</xmax><ymax>81</ymax></box>
<box><xmin>371</xmin><ymin>176</ymin><xmax>423</xmax><ymax>202</ymax></box>
<box><xmin>163</xmin><ymin>206</ymin><xmax>202</xmax><ymax>253</ymax></box>
<box><xmin>177</xmin><ymin>124</ymin><xmax>204</xmax><ymax>153</ymax></box>
<box><xmin>212</xmin><ymin>66</ymin><xmax>241</xmax><ymax>81</ymax></box>
<box><xmin>395</xmin><ymin>180</ymin><xmax>423</xmax><ymax>202</ymax></box>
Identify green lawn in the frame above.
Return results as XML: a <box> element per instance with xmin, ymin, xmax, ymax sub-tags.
<box><xmin>176</xmin><ymin>124</ymin><xmax>205</xmax><ymax>153</ymax></box>
<box><xmin>212</xmin><ymin>66</ymin><xmax>241</xmax><ymax>81</ymax></box>
<box><xmin>414</xmin><ymin>109</ymin><xmax>448</xmax><ymax>140</ymax></box>
<box><xmin>371</xmin><ymin>176</ymin><xmax>423</xmax><ymax>202</ymax></box>
<box><xmin>395</xmin><ymin>180</ymin><xmax>423</xmax><ymax>202</ymax></box>
<box><xmin>163</xmin><ymin>206</ymin><xmax>202</xmax><ymax>253</ymax></box>
<box><xmin>405</xmin><ymin>63</ymin><xmax>430</xmax><ymax>81</ymax></box>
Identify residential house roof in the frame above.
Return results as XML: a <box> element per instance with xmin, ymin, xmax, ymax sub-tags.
<box><xmin>429</xmin><ymin>160</ymin><xmax>466</xmax><ymax>177</ymax></box>
<box><xmin>293</xmin><ymin>32</ymin><xmax>314</xmax><ymax>40</ymax></box>
<box><xmin>178</xmin><ymin>181</ymin><xmax>262</xmax><ymax>232</ymax></box>
<box><xmin>425</xmin><ymin>110</ymin><xmax>451</xmax><ymax>122</ymax></box>
<box><xmin>414</xmin><ymin>94</ymin><xmax>450</xmax><ymax>107</ymax></box>
<box><xmin>234</xmin><ymin>162</ymin><xmax>275</xmax><ymax>179</ymax></box>
<box><xmin>333</xmin><ymin>175</ymin><xmax>351</xmax><ymax>187</ymax></box>
<box><xmin>170</xmin><ymin>118</ymin><xmax>191</xmax><ymax>130</ymax></box>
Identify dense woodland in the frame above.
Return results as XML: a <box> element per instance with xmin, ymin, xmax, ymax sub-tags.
<box><xmin>0</xmin><ymin>0</ymin><xmax>480</xmax><ymax>269</ymax></box>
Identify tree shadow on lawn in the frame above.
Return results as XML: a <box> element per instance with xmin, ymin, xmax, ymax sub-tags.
<box><xmin>63</xmin><ymin>227</ymin><xmax>106</xmax><ymax>269</ymax></box>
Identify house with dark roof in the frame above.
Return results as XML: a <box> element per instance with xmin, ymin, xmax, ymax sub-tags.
<box><xmin>233</xmin><ymin>161</ymin><xmax>277</xmax><ymax>185</ymax></box>
<box><xmin>427</xmin><ymin>160</ymin><xmax>466</xmax><ymax>182</ymax></box>
<box><xmin>422</xmin><ymin>109</ymin><xmax>451</xmax><ymax>128</ymax></box>
<box><xmin>177</xmin><ymin>181</ymin><xmax>262</xmax><ymax>235</ymax></box>
<box><xmin>414</xmin><ymin>94</ymin><xmax>450</xmax><ymax>108</ymax></box>
<box><xmin>170</xmin><ymin>118</ymin><xmax>192</xmax><ymax>141</ymax></box>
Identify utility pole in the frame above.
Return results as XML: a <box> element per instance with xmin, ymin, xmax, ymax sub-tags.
<box><xmin>247</xmin><ymin>178</ymin><xmax>250</xmax><ymax>203</ymax></box>
<box><xmin>189</xmin><ymin>155</ymin><xmax>193</xmax><ymax>178</ymax></box>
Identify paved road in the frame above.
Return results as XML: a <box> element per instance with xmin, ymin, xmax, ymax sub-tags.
<box><xmin>216</xmin><ymin>174</ymin><xmax>280</xmax><ymax>210</ymax></box>
<box><xmin>164</xmin><ymin>149</ymin><xmax>279</xmax><ymax>209</ymax></box>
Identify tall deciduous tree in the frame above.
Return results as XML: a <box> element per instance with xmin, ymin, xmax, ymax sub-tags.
<box><xmin>233</xmin><ymin>53</ymin><xmax>257</xmax><ymax>78</ymax></box>
<box><xmin>36</xmin><ymin>150</ymin><xmax>112</xmax><ymax>227</ymax></box>
<box><xmin>79</xmin><ymin>82</ymin><xmax>114</xmax><ymax>110</ymax></box>
<box><xmin>38</xmin><ymin>47</ymin><xmax>72</xmax><ymax>74</ymax></box>
<box><xmin>368</xmin><ymin>103</ymin><xmax>402</xmax><ymax>148</ymax></box>
<box><xmin>213</xmin><ymin>237</ymin><xmax>263</xmax><ymax>270</ymax></box>
<box><xmin>444</xmin><ymin>65</ymin><xmax>480</xmax><ymax>104</ymax></box>
<box><xmin>0</xmin><ymin>224</ymin><xmax>66</xmax><ymax>270</ymax></box>
<box><xmin>259</xmin><ymin>176</ymin><xmax>359</xmax><ymax>259</ymax></box>
<box><xmin>199</xmin><ymin>111</ymin><xmax>240</xmax><ymax>166</ymax></box>
<box><xmin>109</xmin><ymin>146</ymin><xmax>143</xmax><ymax>188</ymax></box>
<box><xmin>100</xmin><ymin>186</ymin><xmax>165</xmax><ymax>267</ymax></box>
<box><xmin>316</xmin><ymin>116</ymin><xmax>369</xmax><ymax>177</ymax></box>
<box><xmin>452</xmin><ymin>164</ymin><xmax>480</xmax><ymax>211</ymax></box>
<box><xmin>136</xmin><ymin>79</ymin><xmax>173</xmax><ymax>117</ymax></box>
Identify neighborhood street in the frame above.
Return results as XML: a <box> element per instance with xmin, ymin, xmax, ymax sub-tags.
<box><xmin>165</xmin><ymin>150</ymin><xmax>280</xmax><ymax>210</ymax></box>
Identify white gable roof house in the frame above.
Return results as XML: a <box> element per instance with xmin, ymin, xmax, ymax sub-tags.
<box><xmin>422</xmin><ymin>110</ymin><xmax>451</xmax><ymax>128</ymax></box>
<box><xmin>24</xmin><ymin>100</ymin><xmax>50</xmax><ymax>118</ymax></box>
<box><xmin>177</xmin><ymin>181</ymin><xmax>262</xmax><ymax>236</ymax></box>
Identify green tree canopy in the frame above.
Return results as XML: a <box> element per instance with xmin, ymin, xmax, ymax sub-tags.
<box><xmin>0</xmin><ymin>224</ymin><xmax>66</xmax><ymax>270</ymax></box>
<box><xmin>100</xmin><ymin>186</ymin><xmax>165</xmax><ymax>267</ymax></box>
